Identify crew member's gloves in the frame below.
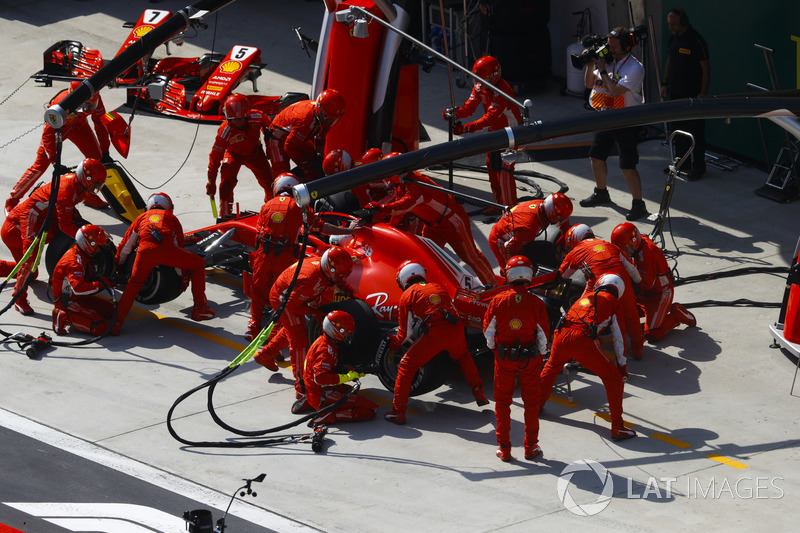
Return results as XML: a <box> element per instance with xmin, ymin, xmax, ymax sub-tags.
<box><xmin>206</xmin><ymin>178</ymin><xmax>216</xmax><ymax>196</ymax></box>
<box><xmin>339</xmin><ymin>370</ymin><xmax>365</xmax><ymax>384</ymax></box>
<box><xmin>442</xmin><ymin>108</ymin><xmax>456</xmax><ymax>120</ymax></box>
<box><xmin>364</xmin><ymin>201</ymin><xmax>381</xmax><ymax>211</ymax></box>
<box><xmin>5</xmin><ymin>197</ymin><xmax>18</xmax><ymax>214</ymax></box>
<box><xmin>455</xmin><ymin>122</ymin><xmax>478</xmax><ymax>135</ymax></box>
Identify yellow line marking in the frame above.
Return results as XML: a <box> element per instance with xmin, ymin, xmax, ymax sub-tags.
<box><xmin>157</xmin><ymin>315</ymin><xmax>248</xmax><ymax>351</ymax></box>
<box><xmin>548</xmin><ymin>394</ymin><xmax>580</xmax><ymax>408</ymax></box>
<box><xmin>650</xmin><ymin>432</ymin><xmax>692</xmax><ymax>449</ymax></box>
<box><xmin>706</xmin><ymin>454</ymin><xmax>749</xmax><ymax>469</ymax></box>
<box><xmin>593</xmin><ymin>412</ymin><xmax>635</xmax><ymax>428</ymax></box>
<box><xmin>549</xmin><ymin>391</ymin><xmax>749</xmax><ymax>470</ymax></box>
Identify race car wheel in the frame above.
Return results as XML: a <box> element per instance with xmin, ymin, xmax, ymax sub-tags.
<box><xmin>134</xmin><ymin>265</ymin><xmax>183</xmax><ymax>305</ymax></box>
<box><xmin>45</xmin><ymin>231</ymin><xmax>76</xmax><ymax>275</ymax></box>
<box><xmin>308</xmin><ymin>298</ymin><xmax>382</xmax><ymax>371</ymax></box>
<box><xmin>119</xmin><ymin>252</ymin><xmax>184</xmax><ymax>305</ymax></box>
<box><xmin>375</xmin><ymin>330</ymin><xmax>453</xmax><ymax>397</ymax></box>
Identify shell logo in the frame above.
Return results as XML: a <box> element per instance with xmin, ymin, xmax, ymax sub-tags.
<box><xmin>509</xmin><ymin>318</ymin><xmax>523</xmax><ymax>330</ymax></box>
<box><xmin>219</xmin><ymin>60</ymin><xmax>242</xmax><ymax>73</ymax></box>
<box><xmin>579</xmin><ymin>297</ymin><xmax>591</xmax><ymax>306</ymax></box>
<box><xmin>270</xmin><ymin>212</ymin><xmax>284</xmax><ymax>223</ymax></box>
<box><xmin>592</xmin><ymin>244</ymin><xmax>606</xmax><ymax>252</ymax></box>
<box><xmin>134</xmin><ymin>26</ymin><xmax>153</xmax><ymax>38</ymax></box>
<box><xmin>148</xmin><ymin>214</ymin><xmax>162</xmax><ymax>223</ymax></box>
<box><xmin>429</xmin><ymin>294</ymin><xmax>442</xmax><ymax>305</ymax></box>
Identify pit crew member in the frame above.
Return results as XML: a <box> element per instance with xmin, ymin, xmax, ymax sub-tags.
<box><xmin>488</xmin><ymin>193</ymin><xmax>573</xmax><ymax>269</ymax></box>
<box><xmin>113</xmin><ymin>192</ymin><xmax>214</xmax><ymax>335</ymax></box>
<box><xmin>1</xmin><ymin>158</ymin><xmax>107</xmax><ymax>316</ymax></box>
<box><xmin>483</xmin><ymin>256</ymin><xmax>549</xmax><ymax>461</ymax></box>
<box><xmin>206</xmin><ymin>93</ymin><xmax>274</xmax><ymax>218</ymax></box>
<box><xmin>303</xmin><ymin>310</ymin><xmax>378</xmax><ymax>425</ymax></box>
<box><xmin>611</xmin><ymin>222</ymin><xmax>696</xmax><ymax>341</ymax></box>
<box><xmin>537</xmin><ymin>273</ymin><xmax>636</xmax><ymax>440</ymax></box>
<box><xmin>266</xmin><ymin>89</ymin><xmax>345</xmax><ymax>181</ymax></box>
<box><xmin>51</xmin><ymin>224</ymin><xmax>116</xmax><ymax>335</ymax></box>
<box><xmin>445</xmin><ymin>56</ymin><xmax>523</xmax><ymax>212</ymax></box>
<box><xmin>384</xmin><ymin>261</ymin><xmax>488</xmax><ymax>425</ymax></box>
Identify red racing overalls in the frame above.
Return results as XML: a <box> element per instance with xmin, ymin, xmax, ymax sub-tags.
<box><xmin>303</xmin><ymin>335</ymin><xmax>378</xmax><ymax>424</ymax></box>
<box><xmin>483</xmin><ymin>284</ymin><xmax>550</xmax><ymax>450</ymax></box>
<box><xmin>388</xmin><ymin>281</ymin><xmax>483</xmax><ymax>414</ymax></box>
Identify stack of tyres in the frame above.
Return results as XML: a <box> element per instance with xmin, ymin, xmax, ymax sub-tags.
<box><xmin>486</xmin><ymin>0</ymin><xmax>552</xmax><ymax>90</ymax></box>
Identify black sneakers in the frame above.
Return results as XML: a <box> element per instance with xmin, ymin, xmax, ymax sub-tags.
<box><xmin>579</xmin><ymin>187</ymin><xmax>611</xmax><ymax>207</ymax></box>
<box><xmin>626</xmin><ymin>199</ymin><xmax>647</xmax><ymax>221</ymax></box>
<box><xmin>580</xmin><ymin>188</ymin><xmax>646</xmax><ymax>221</ymax></box>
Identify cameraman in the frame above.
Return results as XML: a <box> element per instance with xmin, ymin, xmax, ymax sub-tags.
<box><xmin>579</xmin><ymin>27</ymin><xmax>647</xmax><ymax>222</ymax></box>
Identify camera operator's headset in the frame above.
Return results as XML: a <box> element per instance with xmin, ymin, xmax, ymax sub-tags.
<box><xmin>608</xmin><ymin>28</ymin><xmax>635</xmax><ymax>53</ymax></box>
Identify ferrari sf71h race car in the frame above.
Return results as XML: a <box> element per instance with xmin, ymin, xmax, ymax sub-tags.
<box><xmin>43</xmin><ymin>197</ymin><xmax>575</xmax><ymax>398</ymax></box>
<box><xmin>31</xmin><ymin>8</ymin><xmax>307</xmax><ymax>122</ymax></box>
<box><xmin>151</xmin><ymin>207</ymin><xmax>576</xmax><ymax>397</ymax></box>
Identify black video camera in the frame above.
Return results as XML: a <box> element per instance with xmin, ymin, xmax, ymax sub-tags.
<box><xmin>570</xmin><ymin>25</ymin><xmax>647</xmax><ymax>70</ymax></box>
<box><xmin>571</xmin><ymin>33</ymin><xmax>611</xmax><ymax>69</ymax></box>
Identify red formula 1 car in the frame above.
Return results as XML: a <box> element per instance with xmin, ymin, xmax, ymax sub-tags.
<box><xmin>175</xmin><ymin>208</ymin><xmax>576</xmax><ymax>397</ymax></box>
<box><xmin>31</xmin><ymin>8</ymin><xmax>308</xmax><ymax>123</ymax></box>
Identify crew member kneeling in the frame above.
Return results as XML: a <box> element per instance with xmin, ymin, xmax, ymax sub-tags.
<box><xmin>303</xmin><ymin>310</ymin><xmax>378</xmax><ymax>426</ymax></box>
<box><xmin>51</xmin><ymin>224</ymin><xmax>117</xmax><ymax>335</ymax></box>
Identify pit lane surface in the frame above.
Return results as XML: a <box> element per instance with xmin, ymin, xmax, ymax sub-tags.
<box><xmin>0</xmin><ymin>412</ymin><xmax>303</xmax><ymax>532</ymax></box>
<box><xmin>1</xmin><ymin>2</ymin><xmax>799</xmax><ymax>532</ymax></box>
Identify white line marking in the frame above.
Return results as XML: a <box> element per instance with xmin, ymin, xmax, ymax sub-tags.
<box><xmin>0</xmin><ymin>408</ymin><xmax>315</xmax><ymax>532</ymax></box>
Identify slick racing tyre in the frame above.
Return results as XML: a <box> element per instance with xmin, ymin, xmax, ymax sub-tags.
<box><xmin>134</xmin><ymin>264</ymin><xmax>183</xmax><ymax>305</ymax></box>
<box><xmin>44</xmin><ymin>231</ymin><xmax>76</xmax><ymax>276</ymax></box>
<box><xmin>308</xmin><ymin>298</ymin><xmax>382</xmax><ymax>371</ymax></box>
<box><xmin>375</xmin><ymin>329</ymin><xmax>454</xmax><ymax>397</ymax></box>
<box><xmin>119</xmin><ymin>252</ymin><xmax>184</xmax><ymax>305</ymax></box>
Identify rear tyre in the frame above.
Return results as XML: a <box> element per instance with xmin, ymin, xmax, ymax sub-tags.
<box><xmin>45</xmin><ymin>231</ymin><xmax>75</xmax><ymax>276</ymax></box>
<box><xmin>375</xmin><ymin>331</ymin><xmax>453</xmax><ymax>397</ymax></box>
<box><xmin>308</xmin><ymin>298</ymin><xmax>381</xmax><ymax>371</ymax></box>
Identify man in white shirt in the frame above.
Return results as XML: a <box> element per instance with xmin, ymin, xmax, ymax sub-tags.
<box><xmin>579</xmin><ymin>27</ymin><xmax>647</xmax><ymax>222</ymax></box>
